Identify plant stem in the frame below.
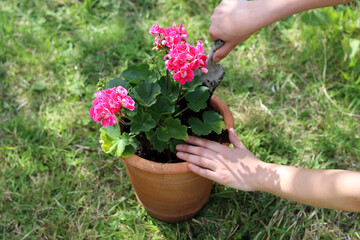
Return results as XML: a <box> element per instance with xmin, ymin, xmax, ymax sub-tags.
<box><xmin>156</xmin><ymin>64</ymin><xmax>162</xmax><ymax>78</ymax></box>
<box><xmin>166</xmin><ymin>70</ymin><xmax>169</xmax><ymax>92</ymax></box>
<box><xmin>175</xmin><ymin>84</ymin><xmax>182</xmax><ymax>106</ymax></box>
<box><xmin>173</xmin><ymin>106</ymin><xmax>189</xmax><ymax>118</ymax></box>
<box><xmin>118</xmin><ymin>117</ymin><xmax>131</xmax><ymax>126</ymax></box>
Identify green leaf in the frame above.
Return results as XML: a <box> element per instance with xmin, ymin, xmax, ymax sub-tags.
<box><xmin>148</xmin><ymin>72</ymin><xmax>159</xmax><ymax>84</ymax></box>
<box><xmin>156</xmin><ymin>117</ymin><xmax>188</xmax><ymax>141</ymax></box>
<box><xmin>146</xmin><ymin>130</ymin><xmax>169</xmax><ymax>152</ymax></box>
<box><xmin>121</xmin><ymin>64</ymin><xmax>151</xmax><ymax>84</ymax></box>
<box><xmin>151</xmin><ymin>96</ymin><xmax>175</xmax><ymax>115</ymax></box>
<box><xmin>130</xmin><ymin>111</ymin><xmax>156</xmax><ymax>134</ymax></box>
<box><xmin>188</xmin><ymin>111</ymin><xmax>225</xmax><ymax>136</ymax></box>
<box><xmin>105</xmin><ymin>77</ymin><xmax>129</xmax><ymax>89</ymax></box>
<box><xmin>158</xmin><ymin>76</ymin><xmax>179</xmax><ymax>101</ymax></box>
<box><xmin>185</xmin><ymin>86</ymin><xmax>210</xmax><ymax>112</ymax></box>
<box><xmin>182</xmin><ymin>75</ymin><xmax>203</xmax><ymax>93</ymax></box>
<box><xmin>131</xmin><ymin>80</ymin><xmax>161</xmax><ymax>107</ymax></box>
<box><xmin>169</xmin><ymin>139</ymin><xmax>185</xmax><ymax>154</ymax></box>
<box><xmin>100</xmin><ymin>124</ymin><xmax>121</xmax><ymax>139</ymax></box>
<box><xmin>122</xmin><ymin>107</ymin><xmax>137</xmax><ymax>118</ymax></box>
<box><xmin>100</xmin><ymin>125</ymin><xmax>139</xmax><ymax>158</ymax></box>
<box><xmin>146</xmin><ymin>109</ymin><xmax>161</xmax><ymax>122</ymax></box>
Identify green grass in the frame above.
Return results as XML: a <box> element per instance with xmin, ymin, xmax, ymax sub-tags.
<box><xmin>1</xmin><ymin>0</ymin><xmax>359</xmax><ymax>239</ymax></box>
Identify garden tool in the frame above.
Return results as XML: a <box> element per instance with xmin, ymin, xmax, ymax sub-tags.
<box><xmin>201</xmin><ymin>40</ymin><xmax>226</xmax><ymax>93</ymax></box>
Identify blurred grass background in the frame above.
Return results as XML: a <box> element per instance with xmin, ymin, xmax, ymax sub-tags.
<box><xmin>0</xmin><ymin>0</ymin><xmax>359</xmax><ymax>239</ymax></box>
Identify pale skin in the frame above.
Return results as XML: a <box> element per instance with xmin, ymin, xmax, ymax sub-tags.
<box><xmin>176</xmin><ymin>0</ymin><xmax>360</xmax><ymax>212</ymax></box>
<box><xmin>209</xmin><ymin>0</ymin><xmax>354</xmax><ymax>62</ymax></box>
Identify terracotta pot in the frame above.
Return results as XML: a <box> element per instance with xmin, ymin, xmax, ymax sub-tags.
<box><xmin>121</xmin><ymin>95</ymin><xmax>234</xmax><ymax>223</ymax></box>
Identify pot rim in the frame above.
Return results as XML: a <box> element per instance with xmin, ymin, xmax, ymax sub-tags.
<box><xmin>122</xmin><ymin>94</ymin><xmax>234</xmax><ymax>175</ymax></box>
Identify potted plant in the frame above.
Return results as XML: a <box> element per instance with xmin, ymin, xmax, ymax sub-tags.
<box><xmin>90</xmin><ymin>23</ymin><xmax>234</xmax><ymax>223</ymax></box>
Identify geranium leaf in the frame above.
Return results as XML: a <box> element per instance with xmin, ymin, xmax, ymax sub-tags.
<box><xmin>132</xmin><ymin>80</ymin><xmax>161</xmax><ymax>107</ymax></box>
<box><xmin>169</xmin><ymin>139</ymin><xmax>185</xmax><ymax>153</ymax></box>
<box><xmin>146</xmin><ymin>130</ymin><xmax>169</xmax><ymax>152</ymax></box>
<box><xmin>130</xmin><ymin>111</ymin><xmax>156</xmax><ymax>134</ymax></box>
<box><xmin>158</xmin><ymin>76</ymin><xmax>179</xmax><ymax>101</ymax></box>
<box><xmin>203</xmin><ymin>111</ymin><xmax>225</xmax><ymax>134</ymax></box>
<box><xmin>188</xmin><ymin>111</ymin><xmax>224</xmax><ymax>136</ymax></box>
<box><xmin>122</xmin><ymin>142</ymin><xmax>139</xmax><ymax>158</ymax></box>
<box><xmin>185</xmin><ymin>86</ymin><xmax>210</xmax><ymax>112</ymax></box>
<box><xmin>188</xmin><ymin>117</ymin><xmax>208</xmax><ymax>135</ymax></box>
<box><xmin>156</xmin><ymin>117</ymin><xmax>188</xmax><ymax>141</ymax></box>
<box><xmin>148</xmin><ymin>72</ymin><xmax>159</xmax><ymax>83</ymax></box>
<box><xmin>121</xmin><ymin>64</ymin><xmax>151</xmax><ymax>84</ymax></box>
<box><xmin>100</xmin><ymin>124</ymin><xmax>121</xmax><ymax>139</ymax></box>
<box><xmin>151</xmin><ymin>96</ymin><xmax>175</xmax><ymax>115</ymax></box>
<box><xmin>123</xmin><ymin>107</ymin><xmax>136</xmax><ymax>118</ymax></box>
<box><xmin>182</xmin><ymin>75</ymin><xmax>203</xmax><ymax>92</ymax></box>
<box><xmin>105</xmin><ymin>77</ymin><xmax>129</xmax><ymax>89</ymax></box>
<box><xmin>147</xmin><ymin>109</ymin><xmax>161</xmax><ymax>122</ymax></box>
<box><xmin>100</xmin><ymin>125</ymin><xmax>139</xmax><ymax>157</ymax></box>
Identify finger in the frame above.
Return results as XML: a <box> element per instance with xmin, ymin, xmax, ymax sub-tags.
<box><xmin>176</xmin><ymin>144</ymin><xmax>216</xmax><ymax>160</ymax></box>
<box><xmin>209</xmin><ymin>25</ymin><xmax>219</xmax><ymax>43</ymax></box>
<box><xmin>176</xmin><ymin>152</ymin><xmax>217</xmax><ymax>170</ymax></box>
<box><xmin>183</xmin><ymin>136</ymin><xmax>226</xmax><ymax>153</ymax></box>
<box><xmin>212</xmin><ymin>42</ymin><xmax>235</xmax><ymax>63</ymax></box>
<box><xmin>209</xmin><ymin>15</ymin><xmax>220</xmax><ymax>42</ymax></box>
<box><xmin>229</xmin><ymin>128</ymin><xmax>246</xmax><ymax>149</ymax></box>
<box><xmin>188</xmin><ymin>163</ymin><xmax>218</xmax><ymax>181</ymax></box>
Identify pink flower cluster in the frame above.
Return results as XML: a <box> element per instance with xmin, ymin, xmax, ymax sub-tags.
<box><xmin>165</xmin><ymin>40</ymin><xmax>208</xmax><ymax>85</ymax></box>
<box><xmin>90</xmin><ymin>86</ymin><xmax>135</xmax><ymax>127</ymax></box>
<box><xmin>149</xmin><ymin>23</ymin><xmax>188</xmax><ymax>50</ymax></box>
<box><xmin>149</xmin><ymin>23</ymin><xmax>208</xmax><ymax>85</ymax></box>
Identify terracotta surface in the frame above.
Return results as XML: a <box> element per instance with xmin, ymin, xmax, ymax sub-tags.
<box><xmin>121</xmin><ymin>95</ymin><xmax>234</xmax><ymax>223</ymax></box>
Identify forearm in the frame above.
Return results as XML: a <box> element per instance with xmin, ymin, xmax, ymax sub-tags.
<box><xmin>255</xmin><ymin>163</ymin><xmax>360</xmax><ymax>212</ymax></box>
<box><xmin>209</xmin><ymin>0</ymin><xmax>355</xmax><ymax>62</ymax></box>
<box><xmin>175</xmin><ymin>131</ymin><xmax>360</xmax><ymax>212</ymax></box>
<box><xmin>250</xmin><ymin>0</ymin><xmax>355</xmax><ymax>31</ymax></box>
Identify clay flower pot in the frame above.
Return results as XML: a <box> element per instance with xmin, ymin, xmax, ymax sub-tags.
<box><xmin>121</xmin><ymin>95</ymin><xmax>234</xmax><ymax>223</ymax></box>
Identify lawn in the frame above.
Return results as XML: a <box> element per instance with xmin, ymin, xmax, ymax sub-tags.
<box><xmin>1</xmin><ymin>0</ymin><xmax>359</xmax><ymax>239</ymax></box>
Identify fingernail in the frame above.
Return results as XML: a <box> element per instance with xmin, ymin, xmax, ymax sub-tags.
<box><xmin>176</xmin><ymin>145</ymin><xmax>182</xmax><ymax>150</ymax></box>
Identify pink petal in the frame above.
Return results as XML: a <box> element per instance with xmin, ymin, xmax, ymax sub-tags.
<box><xmin>201</xmin><ymin>68</ymin><xmax>208</xmax><ymax>74</ymax></box>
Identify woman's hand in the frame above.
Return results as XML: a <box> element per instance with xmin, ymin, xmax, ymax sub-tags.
<box><xmin>176</xmin><ymin>129</ymin><xmax>360</xmax><ymax>212</ymax></box>
<box><xmin>176</xmin><ymin>128</ymin><xmax>266</xmax><ymax>191</ymax></box>
<box><xmin>209</xmin><ymin>0</ymin><xmax>265</xmax><ymax>62</ymax></box>
<box><xmin>209</xmin><ymin>0</ymin><xmax>354</xmax><ymax>62</ymax></box>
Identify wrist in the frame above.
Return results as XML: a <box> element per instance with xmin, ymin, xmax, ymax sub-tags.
<box><xmin>252</xmin><ymin>162</ymin><xmax>280</xmax><ymax>192</ymax></box>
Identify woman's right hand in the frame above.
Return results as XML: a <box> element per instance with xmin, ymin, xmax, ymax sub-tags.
<box><xmin>209</xmin><ymin>0</ymin><xmax>264</xmax><ymax>62</ymax></box>
<box><xmin>209</xmin><ymin>0</ymin><xmax>352</xmax><ymax>62</ymax></box>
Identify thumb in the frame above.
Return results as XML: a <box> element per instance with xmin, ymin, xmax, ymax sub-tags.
<box><xmin>229</xmin><ymin>128</ymin><xmax>245</xmax><ymax>149</ymax></box>
<box><xmin>212</xmin><ymin>42</ymin><xmax>234</xmax><ymax>63</ymax></box>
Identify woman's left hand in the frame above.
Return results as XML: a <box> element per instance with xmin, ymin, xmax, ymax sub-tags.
<box><xmin>176</xmin><ymin>128</ymin><xmax>265</xmax><ymax>191</ymax></box>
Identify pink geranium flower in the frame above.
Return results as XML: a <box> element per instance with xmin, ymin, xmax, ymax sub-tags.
<box><xmin>149</xmin><ymin>23</ymin><xmax>208</xmax><ymax>85</ymax></box>
<box><xmin>90</xmin><ymin>86</ymin><xmax>135</xmax><ymax>127</ymax></box>
<box><xmin>173</xmin><ymin>66</ymin><xmax>194</xmax><ymax>85</ymax></box>
<box><xmin>149</xmin><ymin>23</ymin><xmax>188</xmax><ymax>50</ymax></box>
<box><xmin>164</xmin><ymin>41</ymin><xmax>208</xmax><ymax>84</ymax></box>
